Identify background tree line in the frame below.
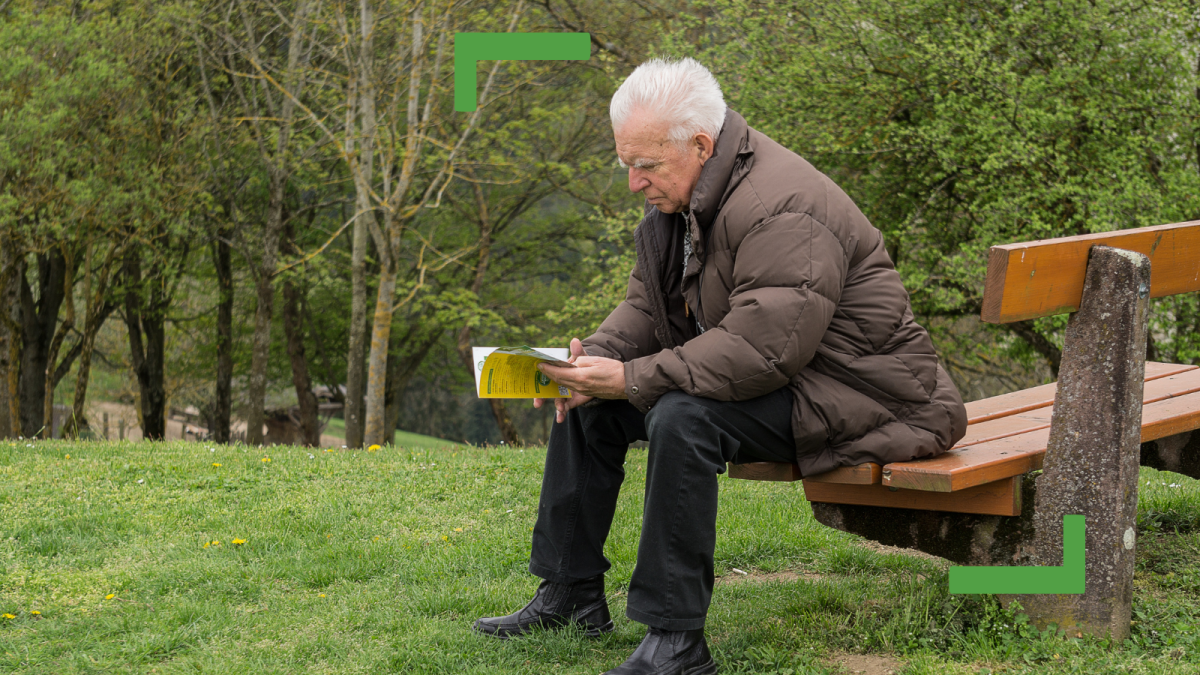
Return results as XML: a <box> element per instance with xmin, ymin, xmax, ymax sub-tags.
<box><xmin>2</xmin><ymin>0</ymin><xmax>1198</xmax><ymax>447</ymax></box>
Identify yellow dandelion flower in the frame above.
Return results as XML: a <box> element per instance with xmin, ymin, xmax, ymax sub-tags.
<box><xmin>318</xmin><ymin>593</ymin><xmax>326</xmax><ymax>598</ymax></box>
<box><xmin>202</xmin><ymin>542</ymin><xmax>210</xmax><ymax>549</ymax></box>
<box><xmin>368</xmin><ymin>444</ymin><xmax>381</xmax><ymax>452</ymax></box>
<box><xmin>30</xmin><ymin>610</ymin><xmax>41</xmax><ymax>616</ymax></box>
<box><xmin>105</xmin><ymin>594</ymin><xmax>115</xmax><ymax>600</ymax></box>
<box><xmin>441</xmin><ymin>535</ymin><xmax>449</xmax><ymax>542</ymax></box>
<box><xmin>483</xmin><ymin>509</ymin><xmax>491</xmax><ymax>513</ymax></box>
<box><xmin>261</xmin><ymin>457</ymin><xmax>271</xmax><ymax>463</ymax></box>
<box><xmin>212</xmin><ymin>463</ymin><xmax>222</xmax><ymax>468</ymax></box>
<box><xmin>2</xmin><ymin>614</ymin><xmax>14</xmax><ymax>619</ymax></box>
<box><xmin>232</xmin><ymin>538</ymin><xmax>246</xmax><ymax>545</ymax></box>
<box><xmin>373</xmin><ymin>536</ymin><xmax>380</xmax><ymax>541</ymax></box>
<box><xmin>65</xmin><ymin>454</ymin><xmax>70</xmax><ymax>459</ymax></box>
<box><xmin>454</xmin><ymin>527</ymin><xmax>463</xmax><ymax>532</ymax></box>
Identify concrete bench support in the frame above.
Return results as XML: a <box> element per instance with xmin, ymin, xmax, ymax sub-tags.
<box><xmin>810</xmin><ymin>430</ymin><xmax>1197</xmax><ymax>568</ymax></box>
<box><xmin>1007</xmin><ymin>246</ymin><xmax>1150</xmax><ymax>640</ymax></box>
<box><xmin>1141</xmin><ymin>430</ymin><xmax>1200</xmax><ymax>480</ymax></box>
<box><xmin>810</xmin><ymin>473</ymin><xmax>1038</xmax><ymax>565</ymax></box>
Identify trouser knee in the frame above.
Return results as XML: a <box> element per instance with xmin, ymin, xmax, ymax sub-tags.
<box><xmin>644</xmin><ymin>391</ymin><xmax>715</xmax><ymax>441</ymax></box>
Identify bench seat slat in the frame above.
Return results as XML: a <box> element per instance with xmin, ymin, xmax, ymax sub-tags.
<box><xmin>1141</xmin><ymin>390</ymin><xmax>1200</xmax><ymax>442</ymax></box>
<box><xmin>751</xmin><ymin>362</ymin><xmax>1200</xmax><ymax>489</ymax></box>
<box><xmin>962</xmin><ymin>361</ymin><xmax>1194</xmax><ymax>425</ymax></box>
<box><xmin>802</xmin><ymin>475</ymin><xmax>1022</xmax><ymax>516</ymax></box>
<box><xmin>951</xmin><ymin>365</ymin><xmax>1200</xmax><ymax>451</ymax></box>
<box><xmin>726</xmin><ymin>461</ymin><xmax>802</xmax><ymax>481</ymax></box>
<box><xmin>727</xmin><ymin>462</ymin><xmax>881</xmax><ymax>484</ymax></box>
<box><xmin>884</xmin><ymin>387</ymin><xmax>1200</xmax><ymax>492</ymax></box>
<box><xmin>798</xmin><ymin>463</ymin><xmax>880</xmax><ymax>484</ymax></box>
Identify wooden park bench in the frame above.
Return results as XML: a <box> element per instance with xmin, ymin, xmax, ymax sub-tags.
<box><xmin>728</xmin><ymin>220</ymin><xmax>1200</xmax><ymax>639</ymax></box>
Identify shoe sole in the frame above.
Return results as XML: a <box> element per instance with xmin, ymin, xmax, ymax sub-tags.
<box><xmin>684</xmin><ymin>658</ymin><xmax>717</xmax><ymax>675</ymax></box>
<box><xmin>582</xmin><ymin>619</ymin><xmax>615</xmax><ymax>637</ymax></box>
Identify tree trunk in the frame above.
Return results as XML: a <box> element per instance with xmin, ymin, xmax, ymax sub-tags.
<box><xmin>344</xmin><ymin>2</ymin><xmax>376</xmax><ymax>449</ymax></box>
<box><xmin>140</xmin><ymin>309</ymin><xmax>168</xmax><ymax>440</ymax></box>
<box><xmin>0</xmin><ymin>235</ymin><xmax>22</xmax><ymax>438</ymax></box>
<box><xmin>18</xmin><ymin>250</ymin><xmax>69</xmax><ymax>437</ymax></box>
<box><xmin>211</xmin><ymin>226</ymin><xmax>234</xmax><ymax>443</ymax></box>
<box><xmin>245</xmin><ymin>174</ymin><xmax>285</xmax><ymax>445</ymax></box>
<box><xmin>488</xmin><ymin>399</ymin><xmax>522</xmax><ymax>446</ymax></box>
<box><xmin>362</xmin><ymin>262</ymin><xmax>397</xmax><ymax>447</ymax></box>
<box><xmin>64</xmin><ymin>301</ymin><xmax>115</xmax><ymax>439</ymax></box>
<box><xmin>123</xmin><ymin>251</ymin><xmax>168</xmax><ymax>440</ymax></box>
<box><xmin>281</xmin><ymin>270</ymin><xmax>319</xmax><ymax>447</ymax></box>
<box><xmin>345</xmin><ymin>204</ymin><xmax>371</xmax><ymax>448</ymax></box>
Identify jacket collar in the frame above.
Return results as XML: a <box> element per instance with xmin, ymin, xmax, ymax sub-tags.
<box><xmin>688</xmin><ymin>108</ymin><xmax>752</xmax><ymax>233</ymax></box>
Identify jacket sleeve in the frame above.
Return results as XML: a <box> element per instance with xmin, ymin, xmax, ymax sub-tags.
<box><xmin>624</xmin><ymin>212</ymin><xmax>845</xmax><ymax>411</ymax></box>
<box><xmin>581</xmin><ymin>261</ymin><xmax>661</xmax><ymax>362</ymax></box>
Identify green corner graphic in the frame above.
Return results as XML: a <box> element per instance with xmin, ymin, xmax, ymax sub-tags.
<box><xmin>454</xmin><ymin>33</ymin><xmax>590</xmax><ymax>112</ymax></box>
<box><xmin>949</xmin><ymin>514</ymin><xmax>1085</xmax><ymax>594</ymax></box>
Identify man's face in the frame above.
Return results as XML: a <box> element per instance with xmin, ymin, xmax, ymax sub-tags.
<box><xmin>614</xmin><ymin>111</ymin><xmax>714</xmax><ymax>214</ymax></box>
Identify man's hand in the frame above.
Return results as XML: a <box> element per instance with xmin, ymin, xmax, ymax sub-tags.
<box><xmin>532</xmin><ymin>338</ymin><xmax>626</xmax><ymax>423</ymax></box>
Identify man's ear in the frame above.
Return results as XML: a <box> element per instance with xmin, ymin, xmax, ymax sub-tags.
<box><xmin>694</xmin><ymin>132</ymin><xmax>715</xmax><ymax>166</ymax></box>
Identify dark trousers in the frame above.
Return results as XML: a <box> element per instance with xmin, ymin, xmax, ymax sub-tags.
<box><xmin>529</xmin><ymin>388</ymin><xmax>796</xmax><ymax>630</ymax></box>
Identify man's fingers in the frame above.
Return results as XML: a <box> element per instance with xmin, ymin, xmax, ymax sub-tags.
<box><xmin>539</xmin><ymin>364</ymin><xmax>576</xmax><ymax>386</ymax></box>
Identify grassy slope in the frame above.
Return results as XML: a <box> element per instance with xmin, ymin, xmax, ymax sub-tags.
<box><xmin>0</xmin><ymin>439</ymin><xmax>1197</xmax><ymax>674</ymax></box>
<box><xmin>320</xmin><ymin>418</ymin><xmax>462</xmax><ymax>450</ymax></box>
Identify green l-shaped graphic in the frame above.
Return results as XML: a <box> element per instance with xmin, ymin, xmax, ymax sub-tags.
<box><xmin>455</xmin><ymin>32</ymin><xmax>591</xmax><ymax>112</ymax></box>
<box><xmin>949</xmin><ymin>514</ymin><xmax>1085</xmax><ymax>594</ymax></box>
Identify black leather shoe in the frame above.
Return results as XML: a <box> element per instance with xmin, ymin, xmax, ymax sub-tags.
<box><xmin>473</xmin><ymin>575</ymin><xmax>614</xmax><ymax>639</ymax></box>
<box><xmin>603</xmin><ymin>627</ymin><xmax>716</xmax><ymax>674</ymax></box>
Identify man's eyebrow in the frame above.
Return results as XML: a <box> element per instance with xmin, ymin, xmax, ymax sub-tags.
<box><xmin>617</xmin><ymin>156</ymin><xmax>661</xmax><ymax>169</ymax></box>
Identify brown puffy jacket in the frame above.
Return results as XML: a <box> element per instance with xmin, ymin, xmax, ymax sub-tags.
<box><xmin>583</xmin><ymin>109</ymin><xmax>967</xmax><ymax>476</ymax></box>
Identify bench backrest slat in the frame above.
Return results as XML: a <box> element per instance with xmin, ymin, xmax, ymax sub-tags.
<box><xmin>981</xmin><ymin>220</ymin><xmax>1200</xmax><ymax>323</ymax></box>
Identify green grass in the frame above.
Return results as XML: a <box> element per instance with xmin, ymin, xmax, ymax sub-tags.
<box><xmin>1</xmin><ymin>440</ymin><xmax>1198</xmax><ymax>674</ymax></box>
<box><xmin>320</xmin><ymin>417</ymin><xmax>463</xmax><ymax>450</ymax></box>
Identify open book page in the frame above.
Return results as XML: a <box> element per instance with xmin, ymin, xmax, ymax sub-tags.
<box><xmin>472</xmin><ymin>346</ymin><xmax>573</xmax><ymax>399</ymax></box>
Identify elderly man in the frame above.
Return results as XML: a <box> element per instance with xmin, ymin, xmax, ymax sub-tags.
<box><xmin>474</xmin><ymin>58</ymin><xmax>967</xmax><ymax>675</ymax></box>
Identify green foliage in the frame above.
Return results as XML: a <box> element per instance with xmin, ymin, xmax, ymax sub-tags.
<box><xmin>546</xmin><ymin>206</ymin><xmax>642</xmax><ymax>343</ymax></box>
<box><xmin>0</xmin><ymin>10</ymin><xmax>141</xmax><ymax>244</ymax></box>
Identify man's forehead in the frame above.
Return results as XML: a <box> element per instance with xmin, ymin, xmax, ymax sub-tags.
<box><xmin>614</xmin><ymin>112</ymin><xmax>677</xmax><ymax>168</ymax></box>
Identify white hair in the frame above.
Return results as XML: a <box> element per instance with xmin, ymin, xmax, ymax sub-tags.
<box><xmin>610</xmin><ymin>57</ymin><xmax>727</xmax><ymax>149</ymax></box>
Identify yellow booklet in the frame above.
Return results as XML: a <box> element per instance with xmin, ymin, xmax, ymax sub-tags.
<box><xmin>472</xmin><ymin>346</ymin><xmax>573</xmax><ymax>399</ymax></box>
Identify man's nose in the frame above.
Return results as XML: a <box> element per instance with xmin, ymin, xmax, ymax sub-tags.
<box><xmin>628</xmin><ymin>168</ymin><xmax>650</xmax><ymax>193</ymax></box>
